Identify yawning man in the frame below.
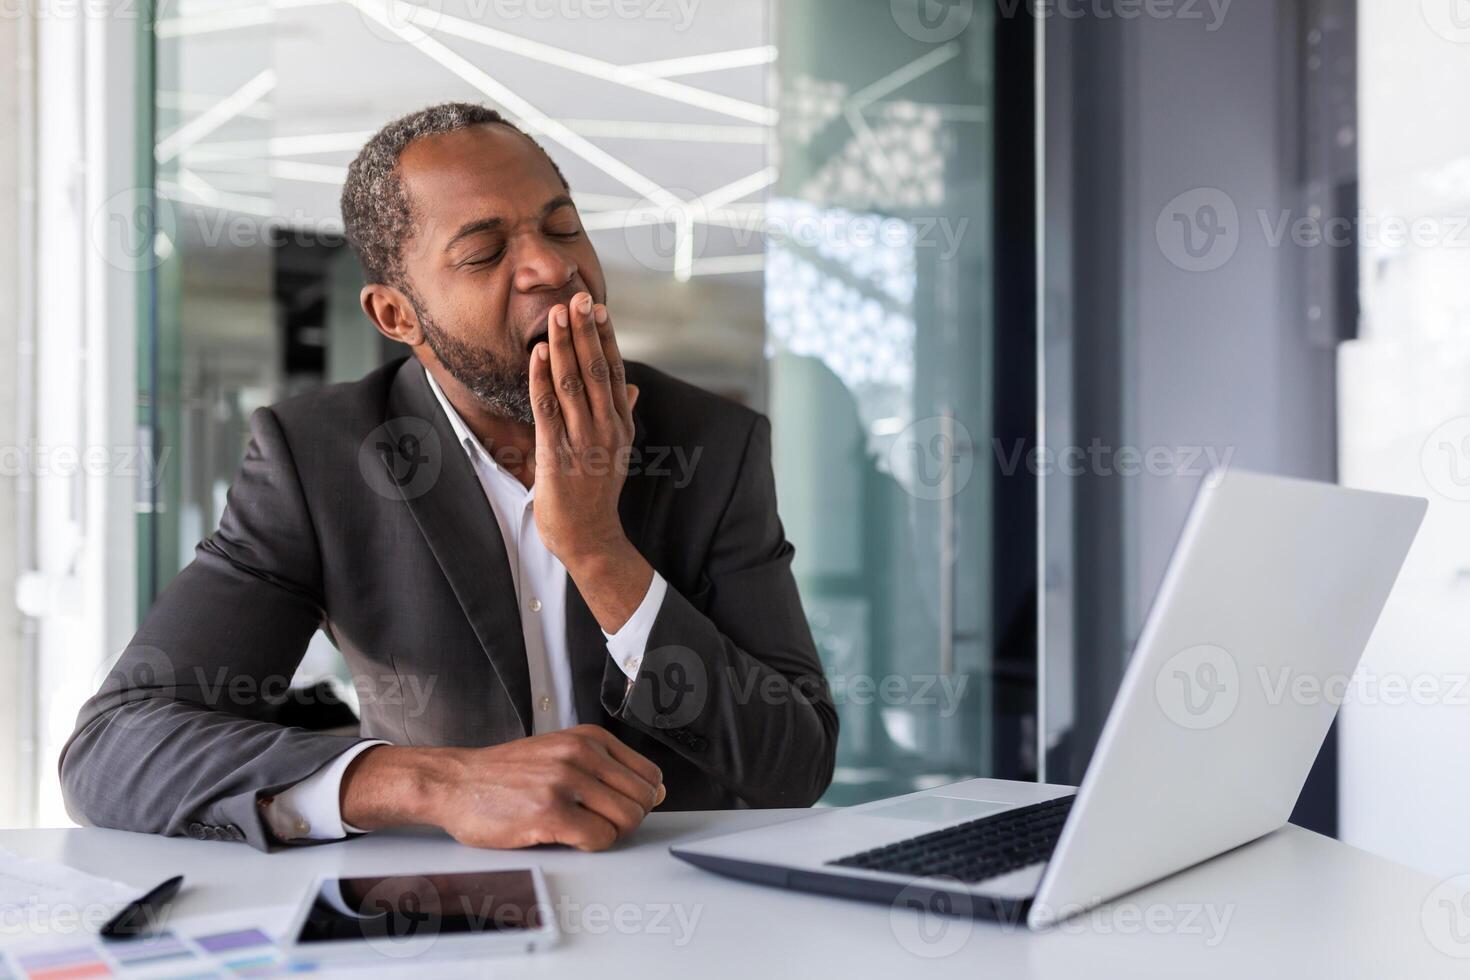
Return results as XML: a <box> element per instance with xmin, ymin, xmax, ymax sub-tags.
<box><xmin>61</xmin><ymin>102</ymin><xmax>838</xmax><ymax>851</ymax></box>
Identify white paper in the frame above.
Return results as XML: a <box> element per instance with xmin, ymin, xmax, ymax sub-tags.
<box><xmin>0</xmin><ymin>845</ymin><xmax>137</xmax><ymax>938</ymax></box>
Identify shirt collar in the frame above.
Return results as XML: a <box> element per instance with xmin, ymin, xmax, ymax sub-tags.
<box><xmin>422</xmin><ymin>366</ymin><xmax>485</xmax><ymax>463</ymax></box>
<box><xmin>422</xmin><ymin>366</ymin><xmax>536</xmax><ymax>500</ymax></box>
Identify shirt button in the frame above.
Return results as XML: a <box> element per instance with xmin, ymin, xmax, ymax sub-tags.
<box><xmin>623</xmin><ymin>659</ymin><xmax>637</xmax><ymax>673</ymax></box>
<box><xmin>540</xmin><ymin>696</ymin><xmax>551</xmax><ymax>711</ymax></box>
<box><xmin>295</xmin><ymin>819</ymin><xmax>309</xmax><ymax>835</ymax></box>
<box><xmin>529</xmin><ymin>598</ymin><xmax>543</xmax><ymax>613</ymax></box>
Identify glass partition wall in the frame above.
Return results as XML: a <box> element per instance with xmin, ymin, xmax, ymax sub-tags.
<box><xmin>771</xmin><ymin>0</ymin><xmax>1036</xmax><ymax>802</ymax></box>
<box><xmin>140</xmin><ymin>0</ymin><xmax>1038</xmax><ymax>803</ymax></box>
<box><xmin>149</xmin><ymin>5</ymin><xmax>280</xmax><ymax>598</ymax></box>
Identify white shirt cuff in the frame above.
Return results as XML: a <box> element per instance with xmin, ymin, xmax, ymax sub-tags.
<box><xmin>604</xmin><ymin>572</ymin><xmax>667</xmax><ymax>680</ymax></box>
<box><xmin>263</xmin><ymin>740</ymin><xmax>387</xmax><ymax>843</ymax></box>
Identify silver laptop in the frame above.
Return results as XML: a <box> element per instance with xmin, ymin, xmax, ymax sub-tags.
<box><xmin>671</xmin><ymin>469</ymin><xmax>1425</xmax><ymax>929</ymax></box>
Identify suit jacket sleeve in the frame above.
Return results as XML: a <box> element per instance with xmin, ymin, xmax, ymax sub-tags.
<box><xmin>603</xmin><ymin>413</ymin><xmax>839</xmax><ymax>806</ymax></box>
<box><xmin>59</xmin><ymin>407</ymin><xmax>369</xmax><ymax>851</ymax></box>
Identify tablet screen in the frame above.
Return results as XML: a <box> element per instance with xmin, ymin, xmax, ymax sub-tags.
<box><xmin>294</xmin><ymin>870</ymin><xmax>544</xmax><ymax>944</ymax></box>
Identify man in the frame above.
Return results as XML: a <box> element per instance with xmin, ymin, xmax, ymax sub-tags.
<box><xmin>60</xmin><ymin>102</ymin><xmax>837</xmax><ymax>852</ymax></box>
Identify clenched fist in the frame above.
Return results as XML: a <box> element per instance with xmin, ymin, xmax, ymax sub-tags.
<box><xmin>340</xmin><ymin>725</ymin><xmax>666</xmax><ymax>851</ymax></box>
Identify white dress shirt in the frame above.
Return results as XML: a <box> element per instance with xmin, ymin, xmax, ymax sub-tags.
<box><xmin>262</xmin><ymin>370</ymin><xmax>666</xmax><ymax>842</ymax></box>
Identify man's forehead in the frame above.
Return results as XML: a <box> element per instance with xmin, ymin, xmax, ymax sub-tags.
<box><xmin>398</xmin><ymin>124</ymin><xmax>564</xmax><ymax>230</ymax></box>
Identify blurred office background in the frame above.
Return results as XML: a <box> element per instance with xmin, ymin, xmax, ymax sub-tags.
<box><xmin>1</xmin><ymin>0</ymin><xmax>1467</xmax><ymax>879</ymax></box>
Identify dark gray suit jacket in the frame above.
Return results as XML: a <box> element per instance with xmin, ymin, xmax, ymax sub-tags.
<box><xmin>60</xmin><ymin>357</ymin><xmax>837</xmax><ymax>850</ymax></box>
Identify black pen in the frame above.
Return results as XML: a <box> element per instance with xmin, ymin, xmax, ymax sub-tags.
<box><xmin>99</xmin><ymin>875</ymin><xmax>184</xmax><ymax>940</ymax></box>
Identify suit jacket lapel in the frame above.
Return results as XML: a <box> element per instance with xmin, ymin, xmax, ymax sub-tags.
<box><xmin>382</xmin><ymin>359</ymin><xmax>534</xmax><ymax>735</ymax></box>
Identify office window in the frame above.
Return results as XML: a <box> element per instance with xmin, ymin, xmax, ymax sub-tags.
<box><xmin>1339</xmin><ymin>0</ymin><xmax>1470</xmax><ymax>877</ymax></box>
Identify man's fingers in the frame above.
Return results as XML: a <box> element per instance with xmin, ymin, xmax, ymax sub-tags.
<box><xmin>569</xmin><ymin>293</ymin><xmax>617</xmax><ymax>422</ymax></box>
<box><xmin>564</xmin><ymin>771</ymin><xmax>648</xmax><ymax>839</ymax></box>
<box><xmin>582</xmin><ymin>743</ymin><xmax>661</xmax><ymax>812</ymax></box>
<box><xmin>528</xmin><ymin>341</ymin><xmax>565</xmax><ymax>450</ymax></box>
<box><xmin>548</xmin><ymin>304</ymin><xmax>592</xmax><ymax>443</ymax></box>
<box><xmin>551</xmin><ymin>806</ymin><xmax>620</xmax><ymax>852</ymax></box>
<box><xmin>592</xmin><ymin>303</ymin><xmax>633</xmax><ymax>428</ymax></box>
<box><xmin>571</xmin><ymin>724</ymin><xmax>663</xmax><ymax>791</ymax></box>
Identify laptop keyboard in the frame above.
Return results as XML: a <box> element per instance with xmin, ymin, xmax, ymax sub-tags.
<box><xmin>827</xmin><ymin>795</ymin><xmax>1076</xmax><ymax>884</ymax></box>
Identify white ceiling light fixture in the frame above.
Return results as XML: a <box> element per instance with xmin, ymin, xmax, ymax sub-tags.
<box><xmin>158</xmin><ymin>179</ymin><xmax>276</xmax><ymax>218</ymax></box>
<box><xmin>343</xmin><ymin>0</ymin><xmax>704</xmax><ymax>275</ymax></box>
<box><xmin>556</xmin><ymin>119</ymin><xmax>768</xmax><ymax>145</ymax></box>
<box><xmin>380</xmin><ymin>0</ymin><xmax>778</xmax><ymax>126</ymax></box>
<box><xmin>157</xmin><ymin>90</ymin><xmax>274</xmax><ymax>120</ymax></box>
<box><xmin>269</xmin><ymin>160</ymin><xmax>351</xmax><ymax>184</ymax></box>
<box><xmin>841</xmin><ymin>43</ymin><xmax>959</xmax><ymax>200</ymax></box>
<box><xmin>156</xmin><ymin>69</ymin><xmax>278</xmax><ymax>165</ymax></box>
<box><xmin>342</xmin><ymin>0</ymin><xmax>681</xmax><ymax>208</ymax></box>
<box><xmin>623</xmin><ymin>45</ymin><xmax>777</xmax><ymax>79</ymax></box>
<box><xmin>177</xmin><ymin>168</ymin><xmax>222</xmax><ymax>205</ymax></box>
<box><xmin>688</xmin><ymin>254</ymin><xmax>766</xmax><ymax>277</ymax></box>
<box><xmin>695</xmin><ymin>166</ymin><xmax>778</xmax><ymax>213</ymax></box>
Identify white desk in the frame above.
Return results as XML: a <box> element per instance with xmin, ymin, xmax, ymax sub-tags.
<box><xmin>3</xmin><ymin>810</ymin><xmax>1465</xmax><ymax>978</ymax></box>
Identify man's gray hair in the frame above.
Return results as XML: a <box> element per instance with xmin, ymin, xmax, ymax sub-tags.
<box><xmin>340</xmin><ymin>101</ymin><xmax>569</xmax><ymax>288</ymax></box>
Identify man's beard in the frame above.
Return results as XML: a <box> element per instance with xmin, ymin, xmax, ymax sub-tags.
<box><xmin>415</xmin><ymin>301</ymin><xmax>534</xmax><ymax>424</ymax></box>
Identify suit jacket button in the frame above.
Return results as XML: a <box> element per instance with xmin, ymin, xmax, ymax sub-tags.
<box><xmin>187</xmin><ymin>822</ymin><xmax>205</xmax><ymax>840</ymax></box>
<box><xmin>227</xmin><ymin>825</ymin><xmax>244</xmax><ymax>841</ymax></box>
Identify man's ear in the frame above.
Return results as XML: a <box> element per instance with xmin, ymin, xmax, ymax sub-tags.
<box><xmin>361</xmin><ymin>283</ymin><xmax>423</xmax><ymax>346</ymax></box>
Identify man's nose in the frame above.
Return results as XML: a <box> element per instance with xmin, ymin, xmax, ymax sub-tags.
<box><xmin>511</xmin><ymin>234</ymin><xmax>577</xmax><ymax>294</ymax></box>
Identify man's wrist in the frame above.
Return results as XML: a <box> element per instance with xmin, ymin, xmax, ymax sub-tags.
<box><xmin>562</xmin><ymin>535</ymin><xmax>655</xmax><ymax>634</ymax></box>
<box><xmin>559</xmin><ymin>529</ymin><xmax>639</xmax><ymax>579</ymax></box>
<box><xmin>339</xmin><ymin>744</ymin><xmax>459</xmax><ymax>830</ymax></box>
